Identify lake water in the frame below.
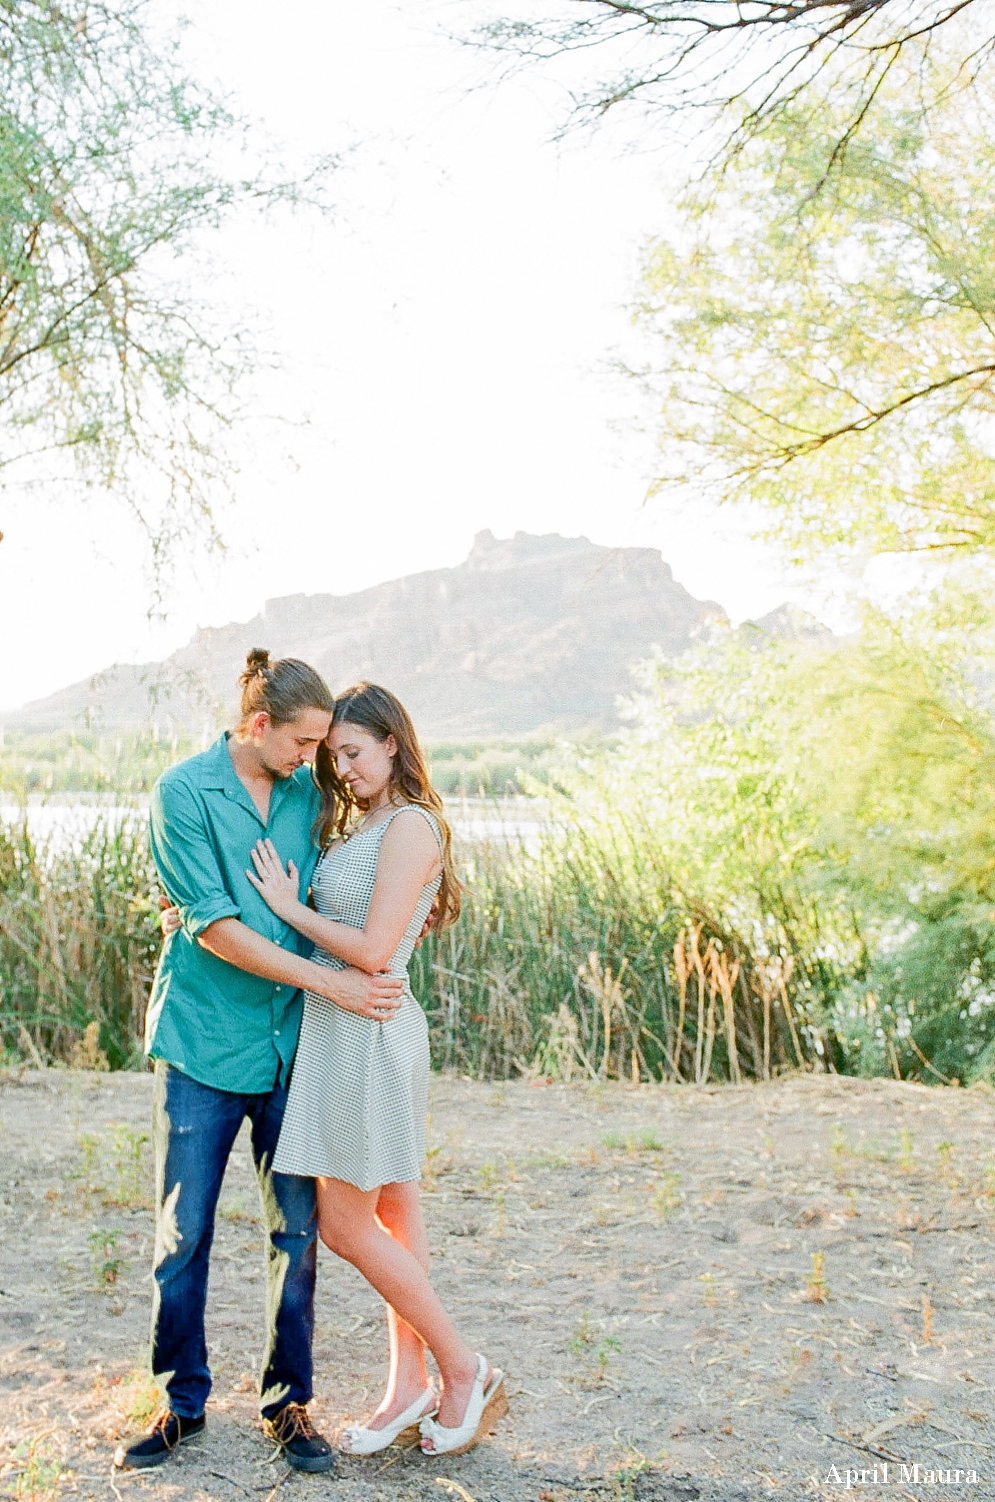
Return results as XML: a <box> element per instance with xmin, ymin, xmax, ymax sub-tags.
<box><xmin>0</xmin><ymin>794</ymin><xmax>545</xmax><ymax>850</ymax></box>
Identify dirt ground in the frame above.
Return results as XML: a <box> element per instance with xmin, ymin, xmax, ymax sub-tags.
<box><xmin>2</xmin><ymin>1070</ymin><xmax>995</xmax><ymax>1502</ymax></box>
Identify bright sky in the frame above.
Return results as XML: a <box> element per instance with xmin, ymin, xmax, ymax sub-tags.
<box><xmin>0</xmin><ymin>0</ymin><xmax>836</xmax><ymax>716</ymax></box>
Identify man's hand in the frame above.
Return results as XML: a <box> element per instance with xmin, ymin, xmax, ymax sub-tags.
<box><xmin>159</xmin><ymin>896</ymin><xmax>181</xmax><ymax>938</ymax></box>
<box><xmin>414</xmin><ymin>894</ymin><xmax>442</xmax><ymax>947</ymax></box>
<box><xmin>316</xmin><ymin>965</ymin><xmax>404</xmax><ymax>1022</ymax></box>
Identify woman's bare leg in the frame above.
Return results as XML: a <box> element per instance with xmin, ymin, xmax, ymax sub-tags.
<box><xmin>317</xmin><ymin>1176</ymin><xmax>486</xmax><ymax>1428</ymax></box>
<box><xmin>362</xmin><ymin>1183</ymin><xmax>430</xmax><ymax>1427</ymax></box>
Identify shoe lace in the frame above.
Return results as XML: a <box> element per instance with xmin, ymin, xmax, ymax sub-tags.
<box><xmin>149</xmin><ymin>1410</ymin><xmax>177</xmax><ymax>1445</ymax></box>
<box><xmin>273</xmin><ymin>1403</ymin><xmax>316</xmax><ymax>1442</ymax></box>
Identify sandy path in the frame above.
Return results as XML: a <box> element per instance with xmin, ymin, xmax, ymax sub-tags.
<box><xmin>2</xmin><ymin>1070</ymin><xmax>994</xmax><ymax>1501</ymax></box>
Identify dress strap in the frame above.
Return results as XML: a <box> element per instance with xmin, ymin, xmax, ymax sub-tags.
<box><xmin>377</xmin><ymin>803</ymin><xmax>443</xmax><ymax>853</ymax></box>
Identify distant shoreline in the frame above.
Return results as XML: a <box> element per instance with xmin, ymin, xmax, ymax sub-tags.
<box><xmin>0</xmin><ymin>793</ymin><xmax>547</xmax><ymax>850</ymax></box>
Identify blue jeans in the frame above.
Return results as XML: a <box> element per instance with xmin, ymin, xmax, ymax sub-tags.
<box><xmin>150</xmin><ymin>1062</ymin><xmax>317</xmax><ymax>1419</ymax></box>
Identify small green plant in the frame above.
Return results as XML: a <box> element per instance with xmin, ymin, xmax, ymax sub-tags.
<box><xmin>478</xmin><ymin>1160</ymin><xmax>500</xmax><ymax>1189</ymax></box>
<box><xmin>806</xmin><ymin>1251</ymin><xmax>828</xmax><ymax>1304</ymax></box>
<box><xmin>423</xmin><ymin>1141</ymin><xmax>458</xmax><ymax>1192</ymax></box>
<box><xmin>88</xmin><ymin>1228</ymin><xmax>123</xmax><ymax>1286</ymax></box>
<box><xmin>898</xmin><ymin>1130</ymin><xmax>915</xmax><ymax>1173</ymax></box>
<box><xmin>11</xmin><ymin>1437</ymin><xmax>69</xmax><ymax>1502</ymax></box>
<box><xmin>77</xmin><ymin>1132</ymin><xmax>101</xmax><ymax>1192</ymax></box>
<box><xmin>613</xmin><ymin>1452</ymin><xmax>651</xmax><ymax>1502</ymax></box>
<box><xmin>567</xmin><ymin>1315</ymin><xmax>621</xmax><ymax>1384</ymax></box>
<box><xmin>700</xmin><ymin>1272</ymin><xmax>718</xmax><ymax>1308</ymax></box>
<box><xmin>120</xmin><ymin>1370</ymin><xmax>163</xmax><ymax>1426</ymax></box>
<box><xmin>106</xmin><ymin>1123</ymin><xmax>150</xmax><ymax>1207</ymax></box>
<box><xmin>567</xmin><ymin>1313</ymin><xmax>595</xmax><ymax>1354</ymax></box>
<box><xmin>491</xmin><ymin>1188</ymin><xmax>507</xmax><ymax>1237</ymax></box>
<box><xmin>527</xmin><ymin>1150</ymin><xmax>571</xmax><ymax>1169</ymax></box>
<box><xmin>603</xmin><ymin>1128</ymin><xmax>666</xmax><ymax>1153</ymax></box>
<box><xmin>595</xmin><ymin>1334</ymin><xmax>622</xmax><ymax>1380</ymax></box>
<box><xmin>935</xmin><ymin>1140</ymin><xmax>959</xmax><ymax>1187</ymax></box>
<box><xmin>651</xmin><ymin>1171</ymin><xmax>681</xmax><ymax>1217</ymax></box>
<box><xmin>74</xmin><ymin>1124</ymin><xmax>150</xmax><ymax>1207</ymax></box>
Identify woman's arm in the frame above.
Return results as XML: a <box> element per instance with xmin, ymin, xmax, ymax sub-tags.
<box><xmin>198</xmin><ymin>917</ymin><xmax>405</xmax><ymax>1019</ymax></box>
<box><xmin>246</xmin><ymin>811</ymin><xmax>441</xmax><ymax>972</ymax></box>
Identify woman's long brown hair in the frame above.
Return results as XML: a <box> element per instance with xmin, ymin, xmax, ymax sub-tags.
<box><xmin>313</xmin><ymin>682</ymin><xmax>462</xmax><ymax>929</ymax></box>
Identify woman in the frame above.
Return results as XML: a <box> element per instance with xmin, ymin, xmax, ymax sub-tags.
<box><xmin>244</xmin><ymin>683</ymin><xmax>506</xmax><ymax>1457</ymax></box>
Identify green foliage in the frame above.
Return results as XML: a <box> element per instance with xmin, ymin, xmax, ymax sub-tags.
<box><xmin>88</xmin><ymin>1227</ymin><xmax>123</xmax><ymax>1286</ymax></box>
<box><xmin>636</xmin><ymin>41</ymin><xmax>995</xmax><ymax>566</ymax></box>
<box><xmin>634</xmin><ymin>611</ymin><xmax>995</xmax><ymax>1081</ymax></box>
<box><xmin>414</xmin><ymin>607</ymin><xmax>995</xmax><ymax>1087</ymax></box>
<box><xmin>425</xmin><ymin>738</ymin><xmax>566</xmax><ymax>797</ymax></box>
<box><xmin>8</xmin><ymin>1433</ymin><xmax>69</xmax><ymax>1502</ymax></box>
<box><xmin>0</xmin><ymin>730</ymin><xmax>200</xmax><ymax>795</ymax></box>
<box><xmin>0</xmin><ymin>733</ymin><xmax>565</xmax><ymax>798</ymax></box>
<box><xmin>0</xmin><ymin>0</ymin><xmax>334</xmax><ymax>558</ymax></box>
<box><xmin>8</xmin><ymin>619</ymin><xmax>995</xmax><ymax>1090</ymax></box>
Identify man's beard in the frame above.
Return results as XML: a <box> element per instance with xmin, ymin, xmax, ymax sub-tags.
<box><xmin>260</xmin><ymin>759</ymin><xmax>294</xmax><ymax>781</ymax></box>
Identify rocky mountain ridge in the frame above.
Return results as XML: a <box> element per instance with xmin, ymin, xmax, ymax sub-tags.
<box><xmin>9</xmin><ymin>530</ymin><xmax>734</xmax><ymax>737</ymax></box>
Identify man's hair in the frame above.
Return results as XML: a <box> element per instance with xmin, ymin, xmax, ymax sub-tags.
<box><xmin>238</xmin><ymin>648</ymin><xmax>334</xmax><ymax>727</ymax></box>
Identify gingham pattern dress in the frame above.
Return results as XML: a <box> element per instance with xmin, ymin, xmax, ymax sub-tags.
<box><xmin>272</xmin><ymin>805</ymin><xmax>442</xmax><ymax>1190</ymax></box>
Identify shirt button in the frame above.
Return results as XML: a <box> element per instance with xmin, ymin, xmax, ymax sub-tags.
<box><xmin>274</xmin><ymin>986</ymin><xmax>282</xmax><ymax>994</ymax></box>
<box><xmin>274</xmin><ymin>1029</ymin><xmax>281</xmax><ymax>1037</ymax></box>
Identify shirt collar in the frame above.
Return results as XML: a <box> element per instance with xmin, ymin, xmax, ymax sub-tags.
<box><xmin>200</xmin><ymin>731</ymin><xmax>311</xmax><ymax>825</ymax></box>
<box><xmin>196</xmin><ymin>732</ymin><xmax>238</xmax><ymax>790</ymax></box>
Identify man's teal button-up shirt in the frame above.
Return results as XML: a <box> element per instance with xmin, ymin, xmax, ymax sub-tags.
<box><xmin>145</xmin><ymin>733</ymin><xmax>323</xmax><ymax>1093</ymax></box>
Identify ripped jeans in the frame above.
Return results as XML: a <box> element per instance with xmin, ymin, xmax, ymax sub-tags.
<box><xmin>150</xmin><ymin>1061</ymin><xmax>317</xmax><ymax>1419</ymax></box>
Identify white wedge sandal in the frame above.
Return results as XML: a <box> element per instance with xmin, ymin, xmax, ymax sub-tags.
<box><xmin>418</xmin><ymin>1355</ymin><xmax>508</xmax><ymax>1457</ymax></box>
<box><xmin>339</xmin><ymin>1387</ymin><xmax>438</xmax><ymax>1456</ymax></box>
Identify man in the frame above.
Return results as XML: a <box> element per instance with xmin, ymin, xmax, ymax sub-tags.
<box><xmin>114</xmin><ymin>650</ymin><xmax>404</xmax><ymax>1474</ymax></box>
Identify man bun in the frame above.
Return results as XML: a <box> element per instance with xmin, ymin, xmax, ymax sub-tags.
<box><xmin>240</xmin><ymin>647</ymin><xmax>271</xmax><ymax>688</ymax></box>
<box><xmin>237</xmin><ymin>649</ymin><xmax>334</xmax><ymax>726</ymax></box>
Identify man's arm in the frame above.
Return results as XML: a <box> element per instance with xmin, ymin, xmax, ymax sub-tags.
<box><xmin>150</xmin><ymin>777</ymin><xmax>402</xmax><ymax>1019</ymax></box>
<box><xmin>199</xmin><ymin>918</ymin><xmax>403</xmax><ymax>1018</ymax></box>
<box><xmin>150</xmin><ymin>775</ymin><xmax>242</xmax><ymax>938</ymax></box>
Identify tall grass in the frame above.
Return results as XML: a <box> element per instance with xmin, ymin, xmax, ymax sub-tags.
<box><xmin>412</xmin><ymin>815</ymin><xmax>821</xmax><ymax>1082</ymax></box>
<box><xmin>8</xmin><ymin>613</ymin><xmax>993</xmax><ymax>1085</ymax></box>
<box><xmin>0</xmin><ymin>806</ymin><xmax>817</xmax><ymax>1079</ymax></box>
<box><xmin>0</xmin><ymin>814</ymin><xmax>160</xmax><ymax>1068</ymax></box>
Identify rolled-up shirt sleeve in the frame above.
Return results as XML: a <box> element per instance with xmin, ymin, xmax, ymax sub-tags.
<box><xmin>150</xmin><ymin>777</ymin><xmax>241</xmax><ymax>939</ymax></box>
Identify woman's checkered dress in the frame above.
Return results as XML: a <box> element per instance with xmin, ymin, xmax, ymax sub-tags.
<box><xmin>272</xmin><ymin>805</ymin><xmax>442</xmax><ymax>1190</ymax></box>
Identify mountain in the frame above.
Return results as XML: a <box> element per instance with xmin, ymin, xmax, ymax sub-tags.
<box><xmin>747</xmin><ymin>603</ymin><xmax>833</xmax><ymax>642</ymax></box>
<box><xmin>7</xmin><ymin>531</ymin><xmax>728</xmax><ymax>738</ymax></box>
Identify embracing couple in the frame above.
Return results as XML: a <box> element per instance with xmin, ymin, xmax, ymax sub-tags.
<box><xmin>114</xmin><ymin>650</ymin><xmax>507</xmax><ymax>1475</ymax></box>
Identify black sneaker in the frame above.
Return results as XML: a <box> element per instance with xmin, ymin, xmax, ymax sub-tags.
<box><xmin>113</xmin><ymin>1410</ymin><xmax>205</xmax><ymax>1470</ymax></box>
<box><xmin>263</xmin><ymin>1402</ymin><xmax>335</xmax><ymax>1473</ymax></box>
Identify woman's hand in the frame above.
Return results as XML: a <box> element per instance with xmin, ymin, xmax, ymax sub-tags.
<box><xmin>245</xmin><ymin>839</ymin><xmax>303</xmax><ymax>922</ymax></box>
